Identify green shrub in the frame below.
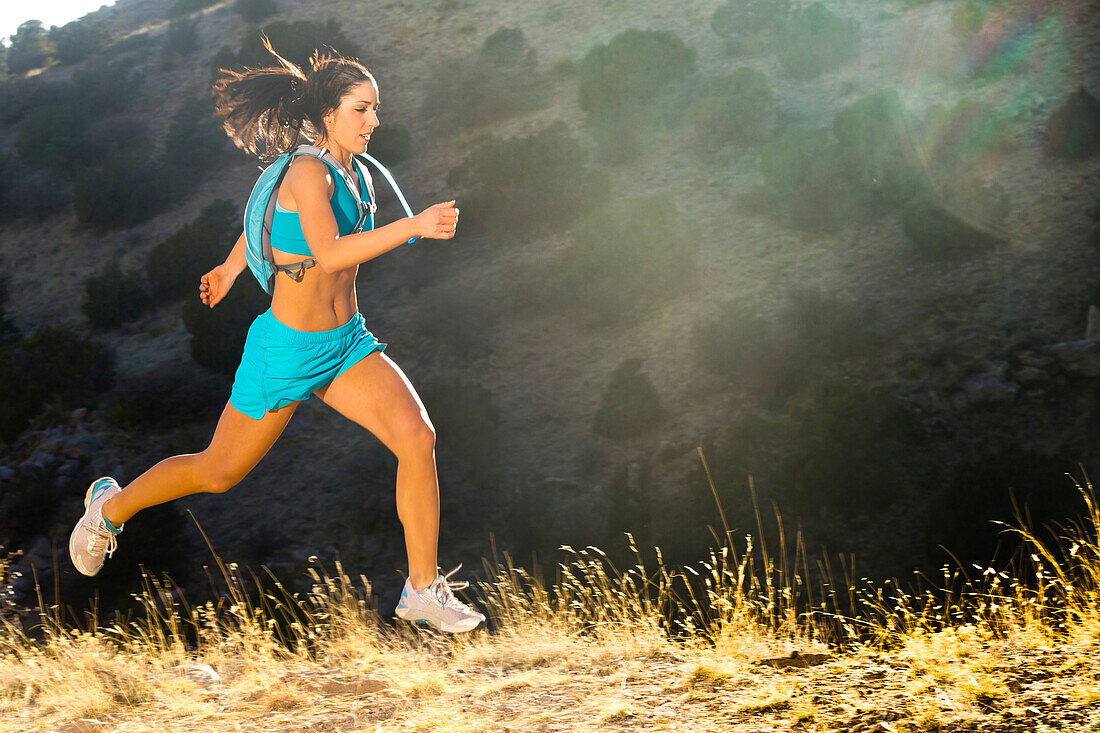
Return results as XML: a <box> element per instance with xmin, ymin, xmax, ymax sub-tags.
<box><xmin>407</xmin><ymin>284</ymin><xmax>497</xmax><ymax>360</ymax></box>
<box><xmin>365</xmin><ymin>123</ymin><xmax>411</xmax><ymax>165</ymax></box>
<box><xmin>218</xmin><ymin>20</ymin><xmax>360</xmax><ymax>74</ymax></box>
<box><xmin>74</xmin><ymin>149</ymin><xmax>174</xmax><ymax>230</ymax></box>
<box><xmin>578</xmin><ymin>29</ymin><xmax>697</xmax><ymax>118</ymax></box>
<box><xmin>161</xmin><ymin>17</ymin><xmax>199</xmax><ymax>66</ymax></box>
<box><xmin>0</xmin><ymin>153</ymin><xmax>71</xmax><ymax>222</ymax></box>
<box><xmin>479</xmin><ymin>26</ymin><xmax>534</xmax><ymax>67</ymax></box>
<box><xmin>0</xmin><ymin>274</ymin><xmax>20</xmax><ymax>347</ymax></box>
<box><xmin>181</xmin><ymin>276</ymin><xmax>269</xmax><ymax>375</ymax></box>
<box><xmin>147</xmin><ymin>200</ymin><xmax>237</xmax><ymax>303</ymax></box>
<box><xmin>7</xmin><ymin>20</ymin><xmax>54</xmax><ymax>75</ymax></box>
<box><xmin>419</xmin><ymin>376</ymin><xmax>503</xmax><ymax>523</ymax></box>
<box><xmin>686</xmin><ymin>68</ymin><xmax>774</xmax><ymax>148</ymax></box>
<box><xmin>593</xmin><ymin>357</ymin><xmax>664</xmax><ymax>440</ymax></box>
<box><xmin>0</xmin><ymin>43</ymin><xmax>7</xmax><ymax>79</ymax></box>
<box><xmin>1046</xmin><ymin>86</ymin><xmax>1100</xmax><ymax>160</ymax></box>
<box><xmin>167</xmin><ymin>0</ymin><xmax>218</xmax><ymax>19</ymax></box>
<box><xmin>693</xmin><ymin>300</ymin><xmax>770</xmax><ymax>379</ymax></box>
<box><xmin>774</xmin><ymin>3</ymin><xmax>860</xmax><ymax>80</ymax></box>
<box><xmin>102</xmin><ymin>366</ymin><xmax>227</xmax><ymax>431</ymax></box>
<box><xmin>420</xmin><ymin>27</ymin><xmax>542</xmax><ymax>132</ymax></box>
<box><xmin>234</xmin><ymin>0</ymin><xmax>278</xmax><ymax>23</ymax></box>
<box><xmin>951</xmin><ymin>0</ymin><xmax>986</xmax><ymax>39</ymax></box>
<box><xmin>780</xmin><ymin>376</ymin><xmax>915</xmax><ymax>512</ymax></box>
<box><xmin>82</xmin><ymin>258</ymin><xmax>152</xmax><ymax>329</ymax></box>
<box><xmin>445</xmin><ymin>121</ymin><xmax>609</xmax><ymax>236</ymax></box>
<box><xmin>15</xmin><ymin>58</ymin><xmax>144</xmax><ymax>172</ymax></box>
<box><xmin>759</xmin><ymin>126</ymin><xmax>853</xmax><ymax>231</ymax></box>
<box><xmin>163</xmin><ymin>96</ymin><xmax>232</xmax><ymax>179</ymax></box>
<box><xmin>48</xmin><ymin>14</ymin><xmax>117</xmax><ymax>65</ymax></box>
<box><xmin>694</xmin><ymin>287</ymin><xmax>880</xmax><ymax>402</ymax></box>
<box><xmin>556</xmin><ymin>194</ymin><xmax>698</xmax><ymax>328</ymax></box>
<box><xmin>902</xmin><ymin>194</ymin><xmax>1007</xmax><ymax>260</ymax></box>
<box><xmin>0</xmin><ymin>77</ymin><xmax>59</xmax><ymax>125</ymax></box>
<box><xmin>925</xmin><ymin>446</ymin><xmax>1082</xmax><ymax>572</ymax></box>
<box><xmin>711</xmin><ymin>0</ymin><xmax>790</xmax><ymax>39</ymax></box>
<box><xmin>832</xmin><ymin>90</ymin><xmax>923</xmax><ymax>207</ymax></box>
<box><xmin>0</xmin><ymin>326</ymin><xmax>114</xmax><ymax>442</ymax></box>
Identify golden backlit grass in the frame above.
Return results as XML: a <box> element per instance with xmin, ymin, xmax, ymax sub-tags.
<box><xmin>4</xmin><ymin>452</ymin><xmax>1100</xmax><ymax>731</ymax></box>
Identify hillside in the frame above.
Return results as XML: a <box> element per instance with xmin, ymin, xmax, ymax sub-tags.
<box><xmin>1</xmin><ymin>0</ymin><xmax>1100</xmax><ymax>628</ymax></box>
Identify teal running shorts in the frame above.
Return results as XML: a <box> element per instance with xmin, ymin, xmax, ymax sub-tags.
<box><xmin>229</xmin><ymin>308</ymin><xmax>387</xmax><ymax>420</ymax></box>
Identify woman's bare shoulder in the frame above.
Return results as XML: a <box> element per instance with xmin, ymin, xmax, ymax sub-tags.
<box><xmin>284</xmin><ymin>155</ymin><xmax>333</xmax><ymax>201</ymax></box>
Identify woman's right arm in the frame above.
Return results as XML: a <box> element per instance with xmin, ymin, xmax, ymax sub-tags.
<box><xmin>199</xmin><ymin>230</ymin><xmax>247</xmax><ymax>308</ymax></box>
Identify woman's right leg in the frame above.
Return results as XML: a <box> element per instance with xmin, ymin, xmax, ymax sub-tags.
<box><xmin>100</xmin><ymin>399</ymin><xmax>299</xmax><ymax>527</ymax></box>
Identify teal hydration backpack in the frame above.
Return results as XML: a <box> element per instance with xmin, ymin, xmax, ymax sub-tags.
<box><xmin>243</xmin><ymin>144</ymin><xmax>420</xmax><ymax>295</ymax></box>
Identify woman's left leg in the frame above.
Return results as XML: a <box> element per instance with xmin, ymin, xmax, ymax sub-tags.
<box><xmin>312</xmin><ymin>350</ymin><xmax>439</xmax><ymax>590</ymax></box>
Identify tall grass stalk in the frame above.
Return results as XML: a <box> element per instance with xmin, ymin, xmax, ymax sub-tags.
<box><xmin>3</xmin><ymin>453</ymin><xmax>1100</xmax><ymax>716</ymax></box>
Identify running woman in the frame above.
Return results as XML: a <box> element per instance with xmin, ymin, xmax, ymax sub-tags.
<box><xmin>68</xmin><ymin>38</ymin><xmax>485</xmax><ymax>633</ymax></box>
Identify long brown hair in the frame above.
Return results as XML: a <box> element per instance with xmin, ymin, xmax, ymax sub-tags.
<box><xmin>210</xmin><ymin>33</ymin><xmax>375</xmax><ymax>162</ymax></box>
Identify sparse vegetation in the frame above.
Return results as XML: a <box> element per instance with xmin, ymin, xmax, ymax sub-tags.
<box><xmin>3</xmin><ymin>460</ymin><xmax>1100</xmax><ymax>731</ymax></box>
<box><xmin>48</xmin><ymin>14</ymin><xmax>117</xmax><ymax>66</ymax></box>
<box><xmin>81</xmin><ymin>258</ymin><xmax>152</xmax><ymax>329</ymax></box>
<box><xmin>555</xmin><ymin>194</ymin><xmax>698</xmax><ymax>327</ymax></box>
<box><xmin>73</xmin><ymin>149</ymin><xmax>173</xmax><ymax>230</ymax></box>
<box><xmin>215</xmin><ymin>20</ymin><xmax>360</xmax><ymax>74</ymax></box>
<box><xmin>0</xmin><ymin>326</ymin><xmax>114</xmax><ymax>441</ymax></box>
<box><xmin>147</xmin><ymin>199</ymin><xmax>238</xmax><ymax>303</ymax></box>
<box><xmin>593</xmin><ymin>357</ymin><xmax>664</xmax><ymax>439</ymax></box>
<box><xmin>181</xmin><ymin>275</ymin><xmax>269</xmax><ymax>374</ymax></box>
<box><xmin>234</xmin><ymin>0</ymin><xmax>279</xmax><ymax>23</ymax></box>
<box><xmin>686</xmin><ymin>68</ymin><xmax>774</xmax><ymax>149</ymax></box>
<box><xmin>445</xmin><ymin>121</ymin><xmax>608</xmax><ymax>236</ymax></box>
<box><xmin>1046</xmin><ymin>86</ymin><xmax>1100</xmax><ymax>160</ymax></box>
<box><xmin>420</xmin><ymin>26</ymin><xmax>543</xmax><ymax>133</ymax></box>
<box><xmin>578</xmin><ymin>29</ymin><xmax>697</xmax><ymax>119</ymax></box>
<box><xmin>773</xmin><ymin>3</ymin><xmax>860</xmax><ymax>80</ymax></box>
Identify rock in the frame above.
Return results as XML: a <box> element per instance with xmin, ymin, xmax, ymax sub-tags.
<box><xmin>0</xmin><ymin>466</ymin><xmax>14</xmax><ymax>482</ymax></box>
<box><xmin>1018</xmin><ymin>350</ymin><xmax>1054</xmax><ymax>368</ymax></box>
<box><xmin>1041</xmin><ymin>339</ymin><xmax>1100</xmax><ymax>376</ymax></box>
<box><xmin>70</xmin><ymin>408</ymin><xmax>88</xmax><ymax>422</ymax></box>
<box><xmin>27</xmin><ymin>451</ymin><xmax>58</xmax><ymax>472</ymax></box>
<box><xmin>541</xmin><ymin>477</ymin><xmax>579</xmax><ymax>492</ymax></box>
<box><xmin>58</xmin><ymin>460</ymin><xmax>79</xmax><ymax>477</ymax></box>
<box><xmin>952</xmin><ymin>373</ymin><xmax>1019</xmax><ymax>409</ymax></box>
<box><xmin>1088</xmin><ymin>305</ymin><xmax>1100</xmax><ymax>341</ymax></box>
<box><xmin>1013</xmin><ymin>366</ymin><xmax>1048</xmax><ymax>385</ymax></box>
<box><xmin>176</xmin><ymin>662</ymin><xmax>221</xmax><ymax>687</ymax></box>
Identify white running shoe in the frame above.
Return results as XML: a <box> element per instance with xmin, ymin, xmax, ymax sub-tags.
<box><xmin>69</xmin><ymin>476</ymin><xmax>124</xmax><ymax>577</ymax></box>
<box><xmin>395</xmin><ymin>564</ymin><xmax>485</xmax><ymax>633</ymax></box>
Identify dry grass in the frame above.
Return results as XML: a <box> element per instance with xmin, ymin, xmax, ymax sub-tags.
<box><xmin>6</xmin><ymin>457</ymin><xmax>1100</xmax><ymax>731</ymax></box>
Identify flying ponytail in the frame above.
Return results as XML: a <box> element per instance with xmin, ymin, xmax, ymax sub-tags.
<box><xmin>210</xmin><ymin>33</ymin><xmax>374</xmax><ymax>162</ymax></box>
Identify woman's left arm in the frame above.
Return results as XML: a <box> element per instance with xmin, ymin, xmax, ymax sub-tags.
<box><xmin>199</xmin><ymin>230</ymin><xmax>247</xmax><ymax>308</ymax></box>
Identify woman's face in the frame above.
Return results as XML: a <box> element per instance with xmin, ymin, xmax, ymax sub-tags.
<box><xmin>320</xmin><ymin>78</ymin><xmax>380</xmax><ymax>154</ymax></box>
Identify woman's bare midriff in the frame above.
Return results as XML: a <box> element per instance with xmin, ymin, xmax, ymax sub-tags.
<box><xmin>270</xmin><ymin>182</ymin><xmax>361</xmax><ymax>332</ymax></box>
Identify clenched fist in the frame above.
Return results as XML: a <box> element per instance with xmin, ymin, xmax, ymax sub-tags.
<box><xmin>415</xmin><ymin>200</ymin><xmax>459</xmax><ymax>240</ymax></box>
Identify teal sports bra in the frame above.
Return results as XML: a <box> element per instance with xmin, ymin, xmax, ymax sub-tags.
<box><xmin>270</xmin><ymin>158</ymin><xmax>374</xmax><ymax>257</ymax></box>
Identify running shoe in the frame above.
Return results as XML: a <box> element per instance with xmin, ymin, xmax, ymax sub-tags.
<box><xmin>395</xmin><ymin>563</ymin><xmax>485</xmax><ymax>633</ymax></box>
<box><xmin>69</xmin><ymin>476</ymin><xmax>124</xmax><ymax>577</ymax></box>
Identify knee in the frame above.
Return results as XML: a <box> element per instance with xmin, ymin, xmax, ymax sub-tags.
<box><xmin>394</xmin><ymin>419</ymin><xmax>436</xmax><ymax>460</ymax></box>
<box><xmin>194</xmin><ymin>453</ymin><xmax>244</xmax><ymax>494</ymax></box>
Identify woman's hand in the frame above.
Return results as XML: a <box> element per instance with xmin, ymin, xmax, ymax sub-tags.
<box><xmin>415</xmin><ymin>200</ymin><xmax>459</xmax><ymax>240</ymax></box>
<box><xmin>199</xmin><ymin>264</ymin><xmax>238</xmax><ymax>308</ymax></box>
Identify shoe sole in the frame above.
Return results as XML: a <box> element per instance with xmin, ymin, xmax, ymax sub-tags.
<box><xmin>394</xmin><ymin>608</ymin><xmax>482</xmax><ymax>633</ymax></box>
